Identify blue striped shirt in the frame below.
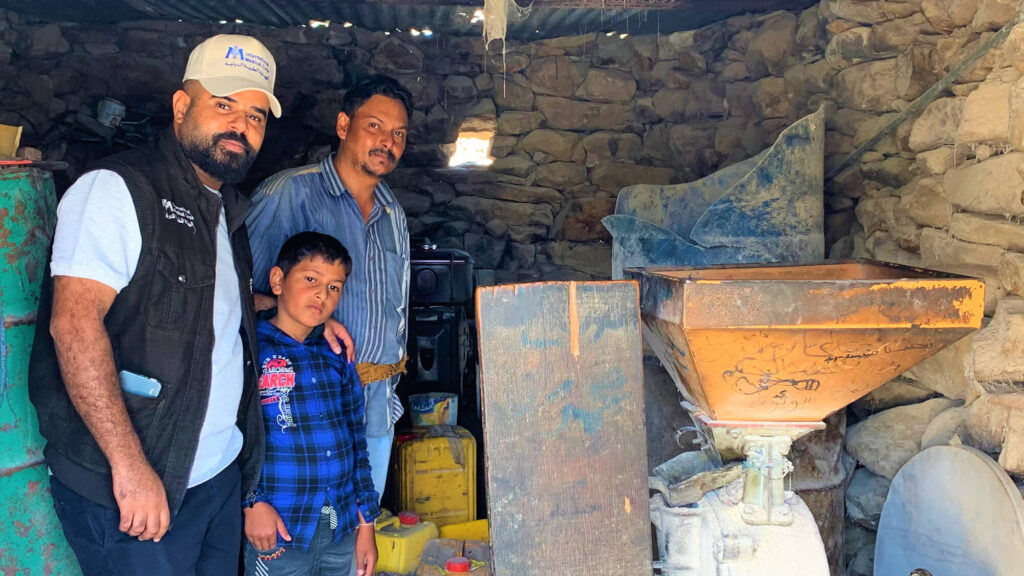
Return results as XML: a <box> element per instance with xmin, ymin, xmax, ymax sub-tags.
<box><xmin>252</xmin><ymin>319</ymin><xmax>380</xmax><ymax>551</ymax></box>
<box><xmin>246</xmin><ymin>155</ymin><xmax>409</xmax><ymax>436</ymax></box>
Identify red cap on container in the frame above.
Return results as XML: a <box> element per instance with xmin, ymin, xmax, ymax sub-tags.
<box><xmin>445</xmin><ymin>557</ymin><xmax>471</xmax><ymax>573</ymax></box>
<box><xmin>398</xmin><ymin>511</ymin><xmax>420</xmax><ymax>526</ymax></box>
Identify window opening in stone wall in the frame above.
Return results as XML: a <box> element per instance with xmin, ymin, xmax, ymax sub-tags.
<box><xmin>448</xmin><ymin>131</ymin><xmax>494</xmax><ymax>167</ymax></box>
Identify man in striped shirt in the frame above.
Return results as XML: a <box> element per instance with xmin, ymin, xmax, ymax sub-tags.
<box><xmin>246</xmin><ymin>75</ymin><xmax>412</xmax><ymax>509</ymax></box>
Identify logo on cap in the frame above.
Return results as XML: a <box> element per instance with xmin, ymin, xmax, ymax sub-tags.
<box><xmin>224</xmin><ymin>46</ymin><xmax>272</xmax><ymax>81</ymax></box>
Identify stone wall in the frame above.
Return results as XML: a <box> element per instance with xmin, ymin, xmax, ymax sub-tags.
<box><xmin>813</xmin><ymin>1</ymin><xmax>1024</xmax><ymax>574</ymax></box>
<box><xmin>0</xmin><ymin>7</ymin><xmax>834</xmax><ymax>283</ymax></box>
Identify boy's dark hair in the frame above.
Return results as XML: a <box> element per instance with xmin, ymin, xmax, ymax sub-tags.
<box><xmin>341</xmin><ymin>74</ymin><xmax>414</xmax><ymax>121</ymax></box>
<box><xmin>275</xmin><ymin>231</ymin><xmax>352</xmax><ymax>277</ymax></box>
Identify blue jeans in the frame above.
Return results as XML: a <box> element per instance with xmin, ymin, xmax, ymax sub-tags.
<box><xmin>50</xmin><ymin>462</ymin><xmax>241</xmax><ymax>576</ymax></box>
<box><xmin>244</xmin><ymin>512</ymin><xmax>356</xmax><ymax>576</ymax></box>
<box><xmin>365</xmin><ymin>432</ymin><xmax>394</xmax><ymax>505</ymax></box>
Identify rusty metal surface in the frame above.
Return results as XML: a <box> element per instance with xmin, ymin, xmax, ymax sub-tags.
<box><xmin>0</xmin><ymin>168</ymin><xmax>81</xmax><ymax>574</ymax></box>
<box><xmin>0</xmin><ymin>0</ymin><xmax>815</xmax><ymax>39</ymax></box>
<box><xmin>626</xmin><ymin>260</ymin><xmax>985</xmax><ymax>422</ymax></box>
<box><xmin>605</xmin><ymin>104</ymin><xmax>825</xmax><ymax>279</ymax></box>
<box><xmin>476</xmin><ymin>281</ymin><xmax>651</xmax><ymax>576</ymax></box>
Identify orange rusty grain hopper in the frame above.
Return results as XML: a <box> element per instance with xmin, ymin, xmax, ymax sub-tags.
<box><xmin>626</xmin><ymin>260</ymin><xmax>985</xmax><ymax>424</ymax></box>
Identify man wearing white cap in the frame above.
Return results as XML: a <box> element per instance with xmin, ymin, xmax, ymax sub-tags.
<box><xmin>30</xmin><ymin>34</ymin><xmax>280</xmax><ymax>575</ymax></box>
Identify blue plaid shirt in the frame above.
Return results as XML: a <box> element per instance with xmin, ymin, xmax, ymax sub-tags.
<box><xmin>251</xmin><ymin>318</ymin><xmax>381</xmax><ymax>551</ymax></box>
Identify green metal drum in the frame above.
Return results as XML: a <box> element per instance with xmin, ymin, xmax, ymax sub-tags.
<box><xmin>0</xmin><ymin>168</ymin><xmax>81</xmax><ymax>574</ymax></box>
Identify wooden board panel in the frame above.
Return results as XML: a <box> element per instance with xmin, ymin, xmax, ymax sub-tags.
<box><xmin>476</xmin><ymin>281</ymin><xmax>651</xmax><ymax>576</ymax></box>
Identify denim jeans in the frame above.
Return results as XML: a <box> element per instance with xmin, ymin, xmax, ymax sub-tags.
<box><xmin>244</xmin><ymin>512</ymin><xmax>356</xmax><ymax>576</ymax></box>
<box><xmin>50</xmin><ymin>462</ymin><xmax>241</xmax><ymax>576</ymax></box>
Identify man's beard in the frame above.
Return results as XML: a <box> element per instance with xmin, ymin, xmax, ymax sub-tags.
<box><xmin>359</xmin><ymin>147</ymin><xmax>397</xmax><ymax>178</ymax></box>
<box><xmin>179</xmin><ymin>125</ymin><xmax>256</xmax><ymax>185</ymax></box>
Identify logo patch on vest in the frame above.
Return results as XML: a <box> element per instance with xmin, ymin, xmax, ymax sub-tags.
<box><xmin>259</xmin><ymin>355</ymin><xmax>297</xmax><ymax>432</ymax></box>
<box><xmin>161</xmin><ymin>199</ymin><xmax>196</xmax><ymax>231</ymax></box>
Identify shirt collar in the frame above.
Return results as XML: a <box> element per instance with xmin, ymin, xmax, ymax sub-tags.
<box><xmin>319</xmin><ymin>153</ymin><xmax>399</xmax><ymax>213</ymax></box>
<box><xmin>257</xmin><ymin>316</ymin><xmax>326</xmax><ymax>346</ymax></box>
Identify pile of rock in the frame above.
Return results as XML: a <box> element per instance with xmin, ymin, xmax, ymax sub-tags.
<box><xmin>814</xmin><ymin>2</ymin><xmax>1024</xmax><ymax>574</ymax></box>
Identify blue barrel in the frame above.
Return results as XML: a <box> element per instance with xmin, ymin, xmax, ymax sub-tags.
<box><xmin>0</xmin><ymin>168</ymin><xmax>81</xmax><ymax>574</ymax></box>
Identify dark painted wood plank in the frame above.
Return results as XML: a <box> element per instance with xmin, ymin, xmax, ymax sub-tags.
<box><xmin>476</xmin><ymin>281</ymin><xmax>650</xmax><ymax>576</ymax></box>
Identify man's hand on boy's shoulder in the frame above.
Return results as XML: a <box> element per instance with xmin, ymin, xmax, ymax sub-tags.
<box><xmin>324</xmin><ymin>317</ymin><xmax>355</xmax><ymax>362</ymax></box>
<box><xmin>243</xmin><ymin>502</ymin><xmax>292</xmax><ymax>552</ymax></box>
<box><xmin>354</xmin><ymin>523</ymin><xmax>377</xmax><ymax>576</ymax></box>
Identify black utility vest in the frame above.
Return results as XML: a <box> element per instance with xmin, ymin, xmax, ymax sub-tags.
<box><xmin>29</xmin><ymin>130</ymin><xmax>264</xmax><ymax>516</ymax></box>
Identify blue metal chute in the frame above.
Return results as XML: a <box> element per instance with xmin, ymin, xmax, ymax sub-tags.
<box><xmin>605</xmin><ymin>105</ymin><xmax>825</xmax><ymax>278</ymax></box>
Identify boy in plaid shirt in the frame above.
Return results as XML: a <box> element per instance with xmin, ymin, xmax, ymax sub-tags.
<box><xmin>244</xmin><ymin>231</ymin><xmax>380</xmax><ymax>576</ymax></box>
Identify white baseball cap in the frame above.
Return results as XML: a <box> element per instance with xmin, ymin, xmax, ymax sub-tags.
<box><xmin>183</xmin><ymin>34</ymin><xmax>282</xmax><ymax>118</ymax></box>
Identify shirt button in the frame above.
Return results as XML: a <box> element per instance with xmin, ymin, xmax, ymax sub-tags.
<box><xmin>177</xmin><ymin>274</ymin><xmax>187</xmax><ymax>283</ymax></box>
<box><xmin>320</xmin><ymin>413</ymin><xmax>326</xmax><ymax>420</ymax></box>
<box><xmin>326</xmin><ymin>450</ymin><xmax>332</xmax><ymax>457</ymax></box>
<box><xmin>312</xmin><ymin>377</ymin><xmax>317</xmax><ymax>383</ymax></box>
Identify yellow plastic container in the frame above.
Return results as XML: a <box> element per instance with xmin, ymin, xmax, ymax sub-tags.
<box><xmin>375</xmin><ymin>511</ymin><xmax>439</xmax><ymax>574</ymax></box>
<box><xmin>438</xmin><ymin>519</ymin><xmax>489</xmax><ymax>542</ymax></box>
<box><xmin>397</xmin><ymin>426</ymin><xmax>477</xmax><ymax>528</ymax></box>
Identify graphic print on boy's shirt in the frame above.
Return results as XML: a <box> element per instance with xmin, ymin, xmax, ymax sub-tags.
<box><xmin>260</xmin><ymin>355</ymin><xmax>296</xmax><ymax>432</ymax></box>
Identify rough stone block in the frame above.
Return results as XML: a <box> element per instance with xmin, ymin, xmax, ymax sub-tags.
<box><xmin>825</xmin><ymin>27</ymin><xmax>874</xmax><ymax>67</ymax></box>
<box><xmin>30</xmin><ymin>23</ymin><xmax>69</xmax><ymax>56</ymax></box>
<box><xmin>580</xmin><ymin>132</ymin><xmax>642</xmax><ymax>167</ymax></box>
<box><xmin>972</xmin><ymin>0</ymin><xmax>1019</xmax><ymax>31</ymax></box>
<box><xmin>541</xmin><ymin>241</ymin><xmax>611</xmax><ymax>278</ymax></box>
<box><xmin>943</xmin><ymin>152</ymin><xmax>1024</xmax><ymax>216</ymax></box>
<box><xmin>865</xmin><ymin>231</ymin><xmax>923</xmax><ymax>267</ymax></box>
<box><xmin>574</xmin><ymin>68</ymin><xmax>636</xmax><ymax>103</ymax></box>
<box><xmin>496</xmin><ymin>111</ymin><xmax>544</xmax><ymax>136</ymax></box>
<box><xmin>900</xmin><ymin>177</ymin><xmax>950</xmax><ymax>228</ymax></box>
<box><xmin>860</xmin><ymin>157</ymin><xmax>915</xmax><ymax>188</ymax></box>
<box><xmin>371</xmin><ymin>39</ymin><xmax>424</xmax><ymax>73</ymax></box>
<box><xmin>921</xmin><ymin>406</ymin><xmax>967</xmax><ymax>448</ymax></box>
<box><xmin>920</xmin><ymin>226</ymin><xmax>1006</xmax><ymax>269</ymax></box>
<box><xmin>846</xmin><ymin>397</ymin><xmax>956</xmax><ymax>479</ymax></box>
<box><xmin>532</xmin><ymin>162</ymin><xmax>588</xmax><ymax>190</ymax></box>
<box><xmin>846</xmin><ymin>467</ymin><xmax>891</xmax><ymax>529</ymax></box>
<box><xmin>905</xmin><ymin>332</ymin><xmax>977</xmax><ymax>401</ymax></box>
<box><xmin>447</xmin><ymin>196</ymin><xmax>553</xmax><ymax>227</ymax></box>
<box><xmin>463</xmin><ymin>232</ymin><xmax>506</xmax><ymax>269</ymax></box>
<box><xmin>552</xmin><ymin>198</ymin><xmax>616</xmax><ymax>242</ymax></box>
<box><xmin>591</xmin><ymin>164</ymin><xmax>675</xmax><ymax>193</ymax></box>
<box><xmin>796</xmin><ymin>4</ymin><xmax>827</xmax><ymax>55</ymax></box>
<box><xmin>999</xmin><ymin>251</ymin><xmax>1024</xmax><ymax>297</ymax></box>
<box><xmin>489</xmin><ymin>153</ymin><xmax>535</xmax><ymax>178</ymax></box>
<box><xmin>896</xmin><ymin>44</ymin><xmax>939</xmax><ymax>101</ymax></box>
<box><xmin>870</xmin><ymin>13</ymin><xmax>934</xmax><ymax>53</ymax></box>
<box><xmin>745</xmin><ymin>12</ymin><xmax>797</xmax><ymax>78</ymax></box>
<box><xmin>908</xmin><ymin>97</ymin><xmax>964</xmax><ymax>151</ymax></box>
<box><xmin>393</xmin><ymin>188</ymin><xmax>431</xmax><ymax>216</ymax></box>
<box><xmin>915</xmin><ymin>147</ymin><xmax>957</xmax><ymax>176</ymax></box>
<box><xmin>443</xmin><ymin>75</ymin><xmax>477</xmax><ymax>101</ymax></box>
<box><xmin>834</xmin><ymin>58</ymin><xmax>900</xmax><ymax>111</ymax></box>
<box><xmin>822</xmin><ymin>0</ymin><xmax>919</xmax><ymax>24</ymax></box>
<box><xmin>999</xmin><ymin>408</ymin><xmax>1024</xmax><ymax>475</ymax></box>
<box><xmin>453</xmin><ymin>180</ymin><xmax>563</xmax><ymax>206</ymax></box>
<box><xmin>516</xmin><ymin>129</ymin><xmax>580</xmax><ymax>162</ymax></box>
<box><xmin>1008</xmin><ymin>75</ymin><xmax>1024</xmax><ymax>149</ymax></box>
<box><xmin>491</xmin><ymin>74</ymin><xmax>535</xmax><ymax>111</ymax></box>
<box><xmin>535</xmin><ymin>96</ymin><xmax>634</xmax><ymax>131</ymax></box>
<box><xmin>951</xmin><ymin>212</ymin><xmax>1024</xmax><ymax>251</ymax></box>
<box><xmin>853</xmin><ymin>377</ymin><xmax>937</xmax><ymax>413</ymax></box>
<box><xmin>922</xmin><ymin>0</ymin><xmax>981</xmax><ymax>32</ymax></box>
<box><xmin>524</xmin><ymin>56</ymin><xmax>582</xmax><ymax>98</ymax></box>
<box><xmin>968</xmin><ymin>296</ymin><xmax>1024</xmax><ymax>382</ymax></box>
<box><xmin>855</xmin><ymin>196</ymin><xmax>899</xmax><ymax>236</ymax></box>
<box><xmin>753</xmin><ymin>76</ymin><xmax>794</xmax><ymax>119</ymax></box>
<box><xmin>783</xmin><ymin>58</ymin><xmax>835</xmax><ymax>95</ymax></box>
<box><xmin>960</xmin><ymin>79</ymin><xmax>1011</xmax><ymax>144</ymax></box>
<box><xmin>961</xmin><ymin>394</ymin><xmax>1013</xmax><ymax>452</ymax></box>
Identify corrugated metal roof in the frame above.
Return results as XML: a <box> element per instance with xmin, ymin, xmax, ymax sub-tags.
<box><xmin>0</xmin><ymin>0</ymin><xmax>816</xmax><ymax>39</ymax></box>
